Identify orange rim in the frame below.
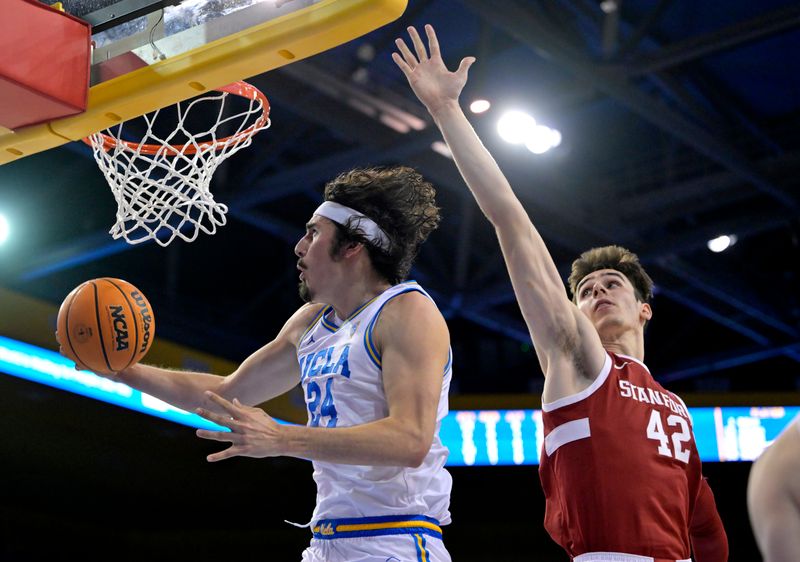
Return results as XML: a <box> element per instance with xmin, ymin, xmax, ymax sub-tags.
<box><xmin>83</xmin><ymin>81</ymin><xmax>270</xmax><ymax>155</ymax></box>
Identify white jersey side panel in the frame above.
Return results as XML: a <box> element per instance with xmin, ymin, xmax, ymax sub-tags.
<box><xmin>296</xmin><ymin>281</ymin><xmax>453</xmax><ymax>524</ymax></box>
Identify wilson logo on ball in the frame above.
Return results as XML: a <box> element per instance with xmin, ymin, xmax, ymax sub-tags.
<box><xmin>131</xmin><ymin>290</ymin><xmax>153</xmax><ymax>354</ymax></box>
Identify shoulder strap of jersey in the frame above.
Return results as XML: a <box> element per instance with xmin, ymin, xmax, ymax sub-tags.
<box><xmin>300</xmin><ymin>305</ymin><xmax>332</xmax><ymax>340</ymax></box>
<box><xmin>363</xmin><ymin>282</ymin><xmax>429</xmax><ymax>369</ymax></box>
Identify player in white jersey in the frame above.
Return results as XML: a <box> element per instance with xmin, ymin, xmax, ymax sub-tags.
<box><xmin>296</xmin><ymin>280</ymin><xmax>453</xmax><ymax>561</ymax></box>
<box><xmin>748</xmin><ymin>413</ymin><xmax>800</xmax><ymax>562</ymax></box>
<box><xmin>60</xmin><ymin>166</ymin><xmax>454</xmax><ymax>561</ymax></box>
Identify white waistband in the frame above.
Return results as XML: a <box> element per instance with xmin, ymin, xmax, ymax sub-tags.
<box><xmin>574</xmin><ymin>553</ymin><xmax>691</xmax><ymax>562</ymax></box>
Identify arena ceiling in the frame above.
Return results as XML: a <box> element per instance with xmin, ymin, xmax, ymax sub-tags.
<box><xmin>2</xmin><ymin>0</ymin><xmax>800</xmax><ymax>396</ymax></box>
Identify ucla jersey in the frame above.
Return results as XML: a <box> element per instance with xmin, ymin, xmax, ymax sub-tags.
<box><xmin>297</xmin><ymin>281</ymin><xmax>453</xmax><ymax>525</ymax></box>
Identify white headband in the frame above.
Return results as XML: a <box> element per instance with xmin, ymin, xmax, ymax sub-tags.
<box><xmin>314</xmin><ymin>201</ymin><xmax>391</xmax><ymax>251</ymax></box>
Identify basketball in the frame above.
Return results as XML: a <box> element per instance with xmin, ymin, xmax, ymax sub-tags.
<box><xmin>56</xmin><ymin>278</ymin><xmax>155</xmax><ymax>373</ymax></box>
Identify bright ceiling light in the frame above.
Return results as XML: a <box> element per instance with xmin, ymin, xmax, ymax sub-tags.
<box><xmin>470</xmin><ymin>99</ymin><xmax>491</xmax><ymax>114</ymax></box>
<box><xmin>600</xmin><ymin>0</ymin><xmax>618</xmax><ymax>13</ymax></box>
<box><xmin>497</xmin><ymin>110</ymin><xmax>537</xmax><ymax>144</ymax></box>
<box><xmin>524</xmin><ymin>125</ymin><xmax>555</xmax><ymax>154</ymax></box>
<box><xmin>524</xmin><ymin>125</ymin><xmax>562</xmax><ymax>155</ymax></box>
<box><xmin>707</xmin><ymin>234</ymin><xmax>738</xmax><ymax>253</ymax></box>
<box><xmin>0</xmin><ymin>214</ymin><xmax>8</xmax><ymax>245</ymax></box>
<box><xmin>549</xmin><ymin>128</ymin><xmax>562</xmax><ymax>148</ymax></box>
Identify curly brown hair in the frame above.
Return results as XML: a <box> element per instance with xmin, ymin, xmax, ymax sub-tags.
<box><xmin>323</xmin><ymin>166</ymin><xmax>441</xmax><ymax>284</ymax></box>
<box><xmin>568</xmin><ymin>245</ymin><xmax>654</xmax><ymax>303</ymax></box>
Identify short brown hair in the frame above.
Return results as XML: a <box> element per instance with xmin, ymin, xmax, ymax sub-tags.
<box><xmin>324</xmin><ymin>166</ymin><xmax>441</xmax><ymax>285</ymax></box>
<box><xmin>568</xmin><ymin>245</ymin><xmax>653</xmax><ymax>303</ymax></box>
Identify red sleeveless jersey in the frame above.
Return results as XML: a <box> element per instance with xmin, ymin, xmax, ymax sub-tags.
<box><xmin>539</xmin><ymin>352</ymin><xmax>702</xmax><ymax>559</ymax></box>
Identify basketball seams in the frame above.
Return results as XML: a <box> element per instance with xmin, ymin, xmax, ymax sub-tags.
<box><xmin>104</xmin><ymin>277</ymin><xmax>140</xmax><ymax>370</ymax></box>
<box><xmin>63</xmin><ymin>283</ymin><xmax>88</xmax><ymax>369</ymax></box>
<box><xmin>91</xmin><ymin>281</ymin><xmax>115</xmax><ymax>372</ymax></box>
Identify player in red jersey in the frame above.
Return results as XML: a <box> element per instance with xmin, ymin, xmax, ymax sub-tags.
<box><xmin>394</xmin><ymin>25</ymin><xmax>728</xmax><ymax>562</ymax></box>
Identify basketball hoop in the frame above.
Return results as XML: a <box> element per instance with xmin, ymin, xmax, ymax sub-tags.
<box><xmin>84</xmin><ymin>81</ymin><xmax>270</xmax><ymax>246</ymax></box>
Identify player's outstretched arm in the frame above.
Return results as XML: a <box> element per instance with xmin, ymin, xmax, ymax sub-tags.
<box><xmin>393</xmin><ymin>25</ymin><xmax>604</xmax><ymax>381</ymax></box>
<box><xmin>109</xmin><ymin>303</ymin><xmax>318</xmax><ymax>414</ymax></box>
<box><xmin>195</xmin><ymin>292</ymin><xmax>449</xmax><ymax>466</ymax></box>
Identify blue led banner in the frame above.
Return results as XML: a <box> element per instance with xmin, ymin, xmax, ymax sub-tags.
<box><xmin>439</xmin><ymin>405</ymin><xmax>798</xmax><ymax>466</ymax></box>
<box><xmin>1</xmin><ymin>334</ymin><xmax>794</xmax><ymax>466</ymax></box>
<box><xmin>0</xmin><ymin>335</ymin><xmax>225</xmax><ymax>431</ymax></box>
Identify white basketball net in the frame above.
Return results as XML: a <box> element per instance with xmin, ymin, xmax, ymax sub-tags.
<box><xmin>86</xmin><ymin>82</ymin><xmax>270</xmax><ymax>247</ymax></box>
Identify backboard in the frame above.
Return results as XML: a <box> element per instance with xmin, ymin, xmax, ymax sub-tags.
<box><xmin>0</xmin><ymin>0</ymin><xmax>407</xmax><ymax>164</ymax></box>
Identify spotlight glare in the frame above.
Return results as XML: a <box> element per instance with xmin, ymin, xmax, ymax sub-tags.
<box><xmin>525</xmin><ymin>125</ymin><xmax>562</xmax><ymax>155</ymax></box>
<box><xmin>497</xmin><ymin>110</ymin><xmax>537</xmax><ymax>144</ymax></box>
<box><xmin>707</xmin><ymin>234</ymin><xmax>738</xmax><ymax>253</ymax></box>
<box><xmin>0</xmin><ymin>215</ymin><xmax>11</xmax><ymax>244</ymax></box>
<box><xmin>549</xmin><ymin>128</ymin><xmax>562</xmax><ymax>148</ymax></box>
<box><xmin>0</xmin><ymin>214</ymin><xmax>8</xmax><ymax>245</ymax></box>
<box><xmin>600</xmin><ymin>0</ymin><xmax>618</xmax><ymax>13</ymax></box>
<box><xmin>470</xmin><ymin>99</ymin><xmax>491</xmax><ymax>114</ymax></box>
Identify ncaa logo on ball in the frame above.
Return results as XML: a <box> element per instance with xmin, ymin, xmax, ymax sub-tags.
<box><xmin>108</xmin><ymin>305</ymin><xmax>130</xmax><ymax>351</ymax></box>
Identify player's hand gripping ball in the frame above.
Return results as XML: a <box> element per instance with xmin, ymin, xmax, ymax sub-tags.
<box><xmin>56</xmin><ymin>278</ymin><xmax>155</xmax><ymax>374</ymax></box>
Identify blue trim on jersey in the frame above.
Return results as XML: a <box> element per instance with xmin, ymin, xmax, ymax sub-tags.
<box><xmin>300</xmin><ymin>306</ymin><xmax>328</xmax><ymax>342</ymax></box>
<box><xmin>311</xmin><ymin>514</ymin><xmax>442</xmax><ymax>541</ymax></box>
<box><xmin>363</xmin><ymin>287</ymin><xmax>426</xmax><ymax>369</ymax></box>
<box><xmin>320</xmin><ymin>306</ymin><xmax>338</xmax><ymax>333</ymax></box>
<box><xmin>414</xmin><ymin>533</ymin><xmax>430</xmax><ymax>562</ymax></box>
<box><xmin>318</xmin><ymin>294</ymin><xmax>386</xmax><ymax>334</ymax></box>
<box><xmin>364</xmin><ymin>323</ymin><xmax>382</xmax><ymax>370</ymax></box>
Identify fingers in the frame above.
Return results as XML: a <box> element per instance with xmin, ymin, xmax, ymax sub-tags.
<box><xmin>394</xmin><ymin>37</ymin><xmax>417</xmax><ymax>69</ymax></box>
<box><xmin>194</xmin><ymin>395</ymin><xmax>279</xmax><ymax>463</ymax></box>
<box><xmin>424</xmin><ymin>24</ymin><xmax>440</xmax><ymax>59</ymax></box>
<box><xmin>407</xmin><ymin>26</ymin><xmax>428</xmax><ymax>62</ymax></box>
<box><xmin>196</xmin><ymin>428</ymin><xmax>237</xmax><ymax>443</ymax></box>
<box><xmin>392</xmin><ymin>52</ymin><xmax>413</xmax><ymax>76</ymax></box>
<box><xmin>195</xmin><ymin>406</ymin><xmax>242</xmax><ymax>462</ymax></box>
<box><xmin>195</xmin><ymin>411</ymin><xmax>240</xmax><ymax>462</ymax></box>
<box><xmin>56</xmin><ymin>342</ymin><xmax>92</xmax><ymax>373</ymax></box>
<box><xmin>194</xmin><ymin>393</ymin><xmax>258</xmax><ymax>435</ymax></box>
<box><xmin>69</xmin><ymin>356</ymin><xmax>89</xmax><ymax>372</ymax></box>
<box><xmin>195</xmin><ymin>405</ymin><xmax>240</xmax><ymax>429</ymax></box>
<box><xmin>206</xmin><ymin>449</ymin><xmax>236</xmax><ymax>463</ymax></box>
<box><xmin>457</xmin><ymin>56</ymin><xmax>476</xmax><ymax>77</ymax></box>
<box><xmin>203</xmin><ymin>391</ymin><xmax>239</xmax><ymax>416</ymax></box>
<box><xmin>394</xmin><ymin>25</ymin><xmax>442</xmax><ymax>72</ymax></box>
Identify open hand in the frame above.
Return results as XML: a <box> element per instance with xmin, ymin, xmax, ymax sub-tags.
<box><xmin>195</xmin><ymin>391</ymin><xmax>284</xmax><ymax>462</ymax></box>
<box><xmin>393</xmin><ymin>25</ymin><xmax>475</xmax><ymax>114</ymax></box>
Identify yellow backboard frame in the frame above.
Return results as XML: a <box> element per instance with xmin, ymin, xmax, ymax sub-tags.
<box><xmin>0</xmin><ymin>0</ymin><xmax>407</xmax><ymax>165</ymax></box>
